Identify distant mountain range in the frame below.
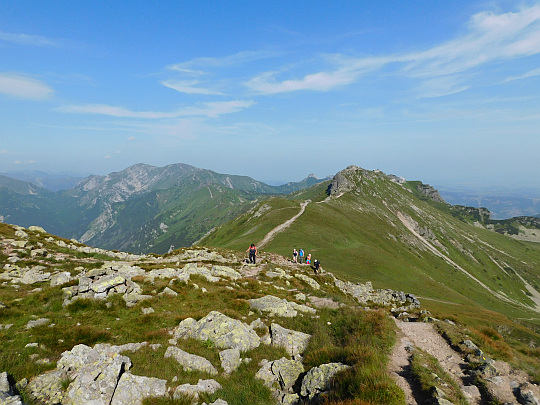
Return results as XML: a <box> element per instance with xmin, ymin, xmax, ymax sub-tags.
<box><xmin>0</xmin><ymin>170</ymin><xmax>85</xmax><ymax>191</ymax></box>
<box><xmin>0</xmin><ymin>163</ymin><xmax>330</xmax><ymax>254</ymax></box>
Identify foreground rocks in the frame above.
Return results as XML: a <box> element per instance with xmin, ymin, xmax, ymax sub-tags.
<box><xmin>26</xmin><ymin>343</ymin><xmax>167</xmax><ymax>405</ymax></box>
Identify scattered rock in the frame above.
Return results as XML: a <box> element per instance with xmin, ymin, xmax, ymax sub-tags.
<box><xmin>173</xmin><ymin>379</ymin><xmax>221</xmax><ymax>401</ymax></box>
<box><xmin>165</xmin><ymin>346</ymin><xmax>218</xmax><ymax>375</ymax></box>
<box><xmin>219</xmin><ymin>348</ymin><xmax>242</xmax><ymax>374</ymax></box>
<box><xmin>300</xmin><ymin>363</ymin><xmax>350</xmax><ymax>400</ymax></box>
<box><xmin>0</xmin><ymin>371</ymin><xmax>24</xmax><ymax>405</ymax></box>
<box><xmin>270</xmin><ymin>323</ymin><xmax>311</xmax><ymax>357</ymax></box>
<box><xmin>26</xmin><ymin>318</ymin><xmax>50</xmax><ymax>329</ymax></box>
<box><xmin>172</xmin><ymin>311</ymin><xmax>260</xmax><ymax>352</ymax></box>
<box><xmin>249</xmin><ymin>295</ymin><xmax>316</xmax><ymax>317</ymax></box>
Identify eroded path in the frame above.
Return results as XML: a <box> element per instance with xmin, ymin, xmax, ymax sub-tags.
<box><xmin>389</xmin><ymin>320</ymin><xmax>479</xmax><ymax>405</ymax></box>
<box><xmin>257</xmin><ymin>200</ymin><xmax>310</xmax><ymax>249</ymax></box>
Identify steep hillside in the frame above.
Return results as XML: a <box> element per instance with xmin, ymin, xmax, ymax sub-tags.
<box><xmin>1</xmin><ymin>223</ymin><xmax>539</xmax><ymax>405</ymax></box>
<box><xmin>201</xmin><ymin>166</ymin><xmax>540</xmax><ymax>326</ymax></box>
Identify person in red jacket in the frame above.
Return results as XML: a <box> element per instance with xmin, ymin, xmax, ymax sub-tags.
<box><xmin>247</xmin><ymin>243</ymin><xmax>257</xmax><ymax>264</ymax></box>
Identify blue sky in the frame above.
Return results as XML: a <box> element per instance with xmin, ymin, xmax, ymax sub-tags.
<box><xmin>1</xmin><ymin>1</ymin><xmax>540</xmax><ymax>188</ymax></box>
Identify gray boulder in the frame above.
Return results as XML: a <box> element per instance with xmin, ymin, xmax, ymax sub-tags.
<box><xmin>256</xmin><ymin>358</ymin><xmax>304</xmax><ymax>392</ymax></box>
<box><xmin>172</xmin><ymin>311</ymin><xmax>260</xmax><ymax>352</ymax></box>
<box><xmin>219</xmin><ymin>348</ymin><xmax>242</xmax><ymax>374</ymax></box>
<box><xmin>27</xmin><ymin>369</ymin><xmax>69</xmax><ymax>404</ymax></box>
<box><xmin>50</xmin><ymin>272</ymin><xmax>72</xmax><ymax>287</ymax></box>
<box><xmin>110</xmin><ymin>373</ymin><xmax>167</xmax><ymax>405</ymax></box>
<box><xmin>173</xmin><ymin>379</ymin><xmax>221</xmax><ymax>401</ymax></box>
<box><xmin>300</xmin><ymin>363</ymin><xmax>350</xmax><ymax>400</ymax></box>
<box><xmin>0</xmin><ymin>372</ymin><xmax>24</xmax><ymax>405</ymax></box>
<box><xmin>249</xmin><ymin>295</ymin><xmax>316</xmax><ymax>318</ymax></box>
<box><xmin>270</xmin><ymin>323</ymin><xmax>311</xmax><ymax>357</ymax></box>
<box><xmin>165</xmin><ymin>346</ymin><xmax>218</xmax><ymax>375</ymax></box>
<box><xmin>26</xmin><ymin>318</ymin><xmax>50</xmax><ymax>329</ymax></box>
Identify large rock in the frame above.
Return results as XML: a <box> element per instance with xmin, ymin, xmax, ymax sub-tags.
<box><xmin>295</xmin><ymin>274</ymin><xmax>320</xmax><ymax>290</ymax></box>
<box><xmin>110</xmin><ymin>373</ymin><xmax>167</xmax><ymax>405</ymax></box>
<box><xmin>50</xmin><ymin>271</ymin><xmax>72</xmax><ymax>287</ymax></box>
<box><xmin>270</xmin><ymin>323</ymin><xmax>311</xmax><ymax>357</ymax></box>
<box><xmin>0</xmin><ymin>372</ymin><xmax>24</xmax><ymax>405</ymax></box>
<box><xmin>249</xmin><ymin>295</ymin><xmax>316</xmax><ymax>318</ymax></box>
<box><xmin>300</xmin><ymin>363</ymin><xmax>350</xmax><ymax>400</ymax></box>
<box><xmin>164</xmin><ymin>346</ymin><xmax>218</xmax><ymax>375</ymax></box>
<box><xmin>256</xmin><ymin>358</ymin><xmax>304</xmax><ymax>392</ymax></box>
<box><xmin>219</xmin><ymin>348</ymin><xmax>242</xmax><ymax>374</ymax></box>
<box><xmin>27</xmin><ymin>369</ymin><xmax>69</xmax><ymax>404</ymax></box>
<box><xmin>172</xmin><ymin>311</ymin><xmax>260</xmax><ymax>352</ymax></box>
<box><xmin>173</xmin><ymin>379</ymin><xmax>221</xmax><ymax>401</ymax></box>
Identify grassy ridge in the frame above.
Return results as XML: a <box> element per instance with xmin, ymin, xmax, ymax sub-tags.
<box><xmin>200</xmin><ymin>168</ymin><xmax>540</xmax><ymax>380</ymax></box>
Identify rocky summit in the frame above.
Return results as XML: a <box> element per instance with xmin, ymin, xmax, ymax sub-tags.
<box><xmin>1</xmin><ymin>223</ymin><xmax>539</xmax><ymax>405</ymax></box>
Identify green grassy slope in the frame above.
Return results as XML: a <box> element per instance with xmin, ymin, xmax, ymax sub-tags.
<box><xmin>201</xmin><ymin>167</ymin><xmax>540</xmax><ymax>324</ymax></box>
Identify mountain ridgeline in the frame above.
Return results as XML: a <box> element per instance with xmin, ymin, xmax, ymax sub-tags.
<box><xmin>201</xmin><ymin>165</ymin><xmax>540</xmax><ymax>324</ymax></box>
<box><xmin>0</xmin><ymin>163</ymin><xmax>329</xmax><ymax>254</ymax></box>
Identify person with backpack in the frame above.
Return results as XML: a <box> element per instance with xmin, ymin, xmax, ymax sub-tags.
<box><xmin>313</xmin><ymin>259</ymin><xmax>321</xmax><ymax>274</ymax></box>
<box><xmin>299</xmin><ymin>248</ymin><xmax>304</xmax><ymax>264</ymax></box>
<box><xmin>247</xmin><ymin>243</ymin><xmax>257</xmax><ymax>264</ymax></box>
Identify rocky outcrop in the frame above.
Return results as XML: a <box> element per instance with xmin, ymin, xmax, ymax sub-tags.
<box><xmin>0</xmin><ymin>372</ymin><xmax>24</xmax><ymax>405</ymax></box>
<box><xmin>26</xmin><ymin>343</ymin><xmax>166</xmax><ymax>405</ymax></box>
<box><xmin>300</xmin><ymin>363</ymin><xmax>350</xmax><ymax>400</ymax></box>
<box><xmin>414</xmin><ymin>183</ymin><xmax>447</xmax><ymax>204</ymax></box>
<box><xmin>270</xmin><ymin>323</ymin><xmax>311</xmax><ymax>358</ymax></box>
<box><xmin>173</xmin><ymin>379</ymin><xmax>221</xmax><ymax>401</ymax></box>
<box><xmin>164</xmin><ymin>346</ymin><xmax>218</xmax><ymax>375</ymax></box>
<box><xmin>249</xmin><ymin>295</ymin><xmax>317</xmax><ymax>317</ymax></box>
<box><xmin>330</xmin><ymin>276</ymin><xmax>420</xmax><ymax>310</ymax></box>
<box><xmin>172</xmin><ymin>311</ymin><xmax>261</xmax><ymax>352</ymax></box>
<box><xmin>256</xmin><ymin>357</ymin><xmax>304</xmax><ymax>403</ymax></box>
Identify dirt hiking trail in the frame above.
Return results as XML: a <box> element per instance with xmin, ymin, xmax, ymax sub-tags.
<box><xmin>257</xmin><ymin>200</ymin><xmax>310</xmax><ymax>249</ymax></box>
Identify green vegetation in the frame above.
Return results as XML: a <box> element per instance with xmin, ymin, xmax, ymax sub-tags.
<box><xmin>410</xmin><ymin>348</ymin><xmax>468</xmax><ymax>405</ymax></box>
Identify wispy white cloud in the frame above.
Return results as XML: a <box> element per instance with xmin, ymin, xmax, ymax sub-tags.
<box><xmin>502</xmin><ymin>67</ymin><xmax>540</xmax><ymax>82</ymax></box>
<box><xmin>0</xmin><ymin>149</ymin><xmax>8</xmax><ymax>156</ymax></box>
<box><xmin>14</xmin><ymin>160</ymin><xmax>36</xmax><ymax>165</ymax></box>
<box><xmin>246</xmin><ymin>5</ymin><xmax>540</xmax><ymax>95</ymax></box>
<box><xmin>0</xmin><ymin>73</ymin><xmax>54</xmax><ymax>99</ymax></box>
<box><xmin>58</xmin><ymin>100</ymin><xmax>254</xmax><ymax>119</ymax></box>
<box><xmin>168</xmin><ymin>51</ymin><xmax>278</xmax><ymax>70</ymax></box>
<box><xmin>0</xmin><ymin>31</ymin><xmax>59</xmax><ymax>47</ymax></box>
<box><xmin>161</xmin><ymin>79</ymin><xmax>224</xmax><ymax>95</ymax></box>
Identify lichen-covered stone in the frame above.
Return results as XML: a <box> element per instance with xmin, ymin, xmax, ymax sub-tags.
<box><xmin>0</xmin><ymin>371</ymin><xmax>24</xmax><ymax>405</ymax></box>
<box><xmin>300</xmin><ymin>363</ymin><xmax>350</xmax><ymax>399</ymax></box>
<box><xmin>295</xmin><ymin>274</ymin><xmax>320</xmax><ymax>290</ymax></box>
<box><xmin>270</xmin><ymin>323</ymin><xmax>311</xmax><ymax>357</ymax></box>
<box><xmin>219</xmin><ymin>348</ymin><xmax>241</xmax><ymax>374</ymax></box>
<box><xmin>110</xmin><ymin>373</ymin><xmax>167</xmax><ymax>405</ymax></box>
<box><xmin>165</xmin><ymin>346</ymin><xmax>218</xmax><ymax>375</ymax></box>
<box><xmin>173</xmin><ymin>311</ymin><xmax>260</xmax><ymax>352</ymax></box>
<box><xmin>27</xmin><ymin>369</ymin><xmax>68</xmax><ymax>405</ymax></box>
<box><xmin>50</xmin><ymin>271</ymin><xmax>72</xmax><ymax>287</ymax></box>
<box><xmin>249</xmin><ymin>295</ymin><xmax>316</xmax><ymax>318</ymax></box>
<box><xmin>173</xmin><ymin>379</ymin><xmax>221</xmax><ymax>400</ymax></box>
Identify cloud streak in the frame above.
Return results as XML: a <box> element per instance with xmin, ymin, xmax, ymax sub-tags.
<box><xmin>246</xmin><ymin>5</ymin><xmax>540</xmax><ymax>95</ymax></box>
<box><xmin>58</xmin><ymin>100</ymin><xmax>254</xmax><ymax>119</ymax></box>
<box><xmin>0</xmin><ymin>31</ymin><xmax>59</xmax><ymax>47</ymax></box>
<box><xmin>0</xmin><ymin>73</ymin><xmax>54</xmax><ymax>99</ymax></box>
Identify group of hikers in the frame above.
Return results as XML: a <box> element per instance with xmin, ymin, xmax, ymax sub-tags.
<box><xmin>246</xmin><ymin>244</ymin><xmax>320</xmax><ymax>273</ymax></box>
<box><xmin>293</xmin><ymin>248</ymin><xmax>321</xmax><ymax>273</ymax></box>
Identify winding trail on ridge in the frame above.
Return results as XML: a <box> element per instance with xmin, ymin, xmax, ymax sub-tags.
<box><xmin>257</xmin><ymin>200</ymin><xmax>310</xmax><ymax>249</ymax></box>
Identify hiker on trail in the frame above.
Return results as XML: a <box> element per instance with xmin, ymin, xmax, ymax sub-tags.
<box><xmin>313</xmin><ymin>259</ymin><xmax>320</xmax><ymax>274</ymax></box>
<box><xmin>299</xmin><ymin>248</ymin><xmax>304</xmax><ymax>264</ymax></box>
<box><xmin>306</xmin><ymin>254</ymin><xmax>311</xmax><ymax>265</ymax></box>
<box><xmin>293</xmin><ymin>248</ymin><xmax>298</xmax><ymax>263</ymax></box>
<box><xmin>247</xmin><ymin>243</ymin><xmax>257</xmax><ymax>264</ymax></box>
